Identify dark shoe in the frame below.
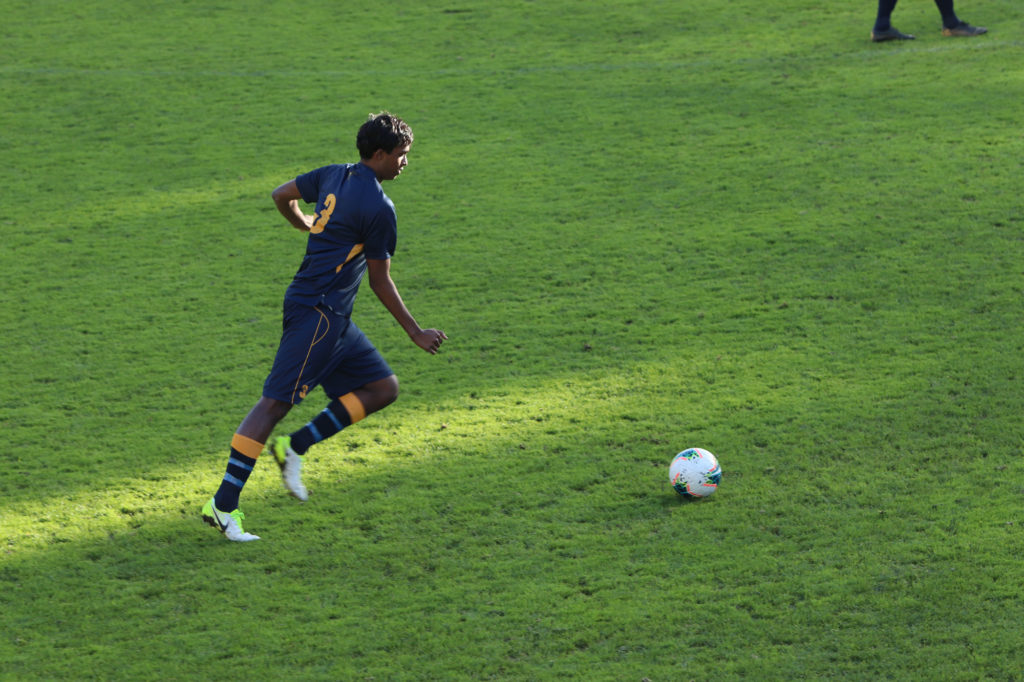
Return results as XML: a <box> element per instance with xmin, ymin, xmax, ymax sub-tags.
<box><xmin>871</xmin><ymin>26</ymin><xmax>916</xmax><ymax>42</ymax></box>
<box><xmin>942</xmin><ymin>21</ymin><xmax>987</xmax><ymax>37</ymax></box>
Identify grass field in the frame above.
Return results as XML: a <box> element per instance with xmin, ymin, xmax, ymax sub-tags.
<box><xmin>2</xmin><ymin>0</ymin><xmax>1024</xmax><ymax>679</ymax></box>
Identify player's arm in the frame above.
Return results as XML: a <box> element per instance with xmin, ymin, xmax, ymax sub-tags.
<box><xmin>366</xmin><ymin>257</ymin><xmax>447</xmax><ymax>354</ymax></box>
<box><xmin>271</xmin><ymin>180</ymin><xmax>313</xmax><ymax>232</ymax></box>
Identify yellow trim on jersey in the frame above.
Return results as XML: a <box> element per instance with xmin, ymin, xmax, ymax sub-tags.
<box><xmin>336</xmin><ymin>244</ymin><xmax>365</xmax><ymax>273</ymax></box>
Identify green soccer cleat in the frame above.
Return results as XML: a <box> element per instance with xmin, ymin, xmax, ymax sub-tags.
<box><xmin>269</xmin><ymin>435</ymin><xmax>308</xmax><ymax>501</ymax></box>
<box><xmin>202</xmin><ymin>498</ymin><xmax>260</xmax><ymax>542</ymax></box>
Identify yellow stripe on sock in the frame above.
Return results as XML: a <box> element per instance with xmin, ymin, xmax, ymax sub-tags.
<box><xmin>338</xmin><ymin>392</ymin><xmax>366</xmax><ymax>424</ymax></box>
<box><xmin>231</xmin><ymin>433</ymin><xmax>264</xmax><ymax>459</ymax></box>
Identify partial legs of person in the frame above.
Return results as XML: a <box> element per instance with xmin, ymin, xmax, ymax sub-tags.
<box><xmin>202</xmin><ymin>397</ymin><xmax>293</xmax><ymax>541</ymax></box>
<box><xmin>269</xmin><ymin>375</ymin><xmax>400</xmax><ymax>500</ymax></box>
<box><xmin>202</xmin><ymin>307</ymin><xmax>396</xmax><ymax>541</ymax></box>
<box><xmin>872</xmin><ymin>0</ymin><xmax>915</xmax><ymax>41</ymax></box>
<box><xmin>872</xmin><ymin>0</ymin><xmax>985</xmax><ymax>40</ymax></box>
<box><xmin>935</xmin><ymin>0</ymin><xmax>987</xmax><ymax>36</ymax></box>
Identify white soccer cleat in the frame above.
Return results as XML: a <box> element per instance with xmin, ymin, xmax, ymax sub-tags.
<box><xmin>202</xmin><ymin>498</ymin><xmax>260</xmax><ymax>542</ymax></box>
<box><xmin>269</xmin><ymin>435</ymin><xmax>308</xmax><ymax>501</ymax></box>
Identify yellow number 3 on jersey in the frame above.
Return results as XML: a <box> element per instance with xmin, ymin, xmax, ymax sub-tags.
<box><xmin>310</xmin><ymin>193</ymin><xmax>337</xmax><ymax>234</ymax></box>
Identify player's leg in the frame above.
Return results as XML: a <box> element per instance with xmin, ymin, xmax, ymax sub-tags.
<box><xmin>351</xmin><ymin>375</ymin><xmax>400</xmax><ymax>413</ymax></box>
<box><xmin>936</xmin><ymin>0</ymin><xmax>986</xmax><ymax>35</ymax></box>
<box><xmin>202</xmin><ymin>396</ymin><xmax>293</xmax><ymax>541</ymax></box>
<box><xmin>289</xmin><ymin>375</ymin><xmax>399</xmax><ymax>456</ymax></box>
<box><xmin>874</xmin><ymin>0</ymin><xmax>898</xmax><ymax>31</ymax></box>
<box><xmin>270</xmin><ymin>375</ymin><xmax>397</xmax><ymax>499</ymax></box>
<box><xmin>270</xmin><ymin>322</ymin><xmax>397</xmax><ymax>499</ymax></box>
<box><xmin>872</xmin><ymin>0</ymin><xmax>915</xmax><ymax>41</ymax></box>
<box><xmin>934</xmin><ymin>0</ymin><xmax>959</xmax><ymax>27</ymax></box>
<box><xmin>212</xmin><ymin>396</ymin><xmax>292</xmax><ymax>510</ymax></box>
<box><xmin>203</xmin><ymin>303</ymin><xmax>338</xmax><ymax>539</ymax></box>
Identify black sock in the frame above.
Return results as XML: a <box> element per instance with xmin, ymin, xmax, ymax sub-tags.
<box><xmin>933</xmin><ymin>0</ymin><xmax>960</xmax><ymax>28</ymax></box>
<box><xmin>874</xmin><ymin>0</ymin><xmax>899</xmax><ymax>31</ymax></box>
<box><xmin>213</xmin><ymin>433</ymin><xmax>262</xmax><ymax>511</ymax></box>
<box><xmin>289</xmin><ymin>394</ymin><xmax>364</xmax><ymax>454</ymax></box>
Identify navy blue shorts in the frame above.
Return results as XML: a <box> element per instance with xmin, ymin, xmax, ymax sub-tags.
<box><xmin>262</xmin><ymin>301</ymin><xmax>394</xmax><ymax>405</ymax></box>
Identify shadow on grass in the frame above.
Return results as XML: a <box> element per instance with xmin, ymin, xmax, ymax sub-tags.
<box><xmin>1</xmin><ymin>422</ymin><xmax>733</xmax><ymax>678</ymax></box>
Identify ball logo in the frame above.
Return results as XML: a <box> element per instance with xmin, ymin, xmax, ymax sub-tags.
<box><xmin>670</xmin><ymin>448</ymin><xmax>722</xmax><ymax>499</ymax></box>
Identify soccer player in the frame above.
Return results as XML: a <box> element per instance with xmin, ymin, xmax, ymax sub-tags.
<box><xmin>202</xmin><ymin>112</ymin><xmax>447</xmax><ymax>541</ymax></box>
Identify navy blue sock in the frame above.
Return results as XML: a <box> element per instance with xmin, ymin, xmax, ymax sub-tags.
<box><xmin>213</xmin><ymin>433</ymin><xmax>262</xmax><ymax>511</ymax></box>
<box><xmin>933</xmin><ymin>0</ymin><xmax>959</xmax><ymax>28</ymax></box>
<box><xmin>289</xmin><ymin>394</ymin><xmax>364</xmax><ymax>455</ymax></box>
<box><xmin>875</xmin><ymin>0</ymin><xmax>898</xmax><ymax>31</ymax></box>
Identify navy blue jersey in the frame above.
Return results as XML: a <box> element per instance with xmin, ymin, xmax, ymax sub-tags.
<box><xmin>288</xmin><ymin>163</ymin><xmax>397</xmax><ymax>316</ymax></box>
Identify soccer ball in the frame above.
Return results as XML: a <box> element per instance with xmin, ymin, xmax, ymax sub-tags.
<box><xmin>670</xmin><ymin>448</ymin><xmax>722</xmax><ymax>498</ymax></box>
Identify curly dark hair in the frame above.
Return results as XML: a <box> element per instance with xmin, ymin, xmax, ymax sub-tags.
<box><xmin>356</xmin><ymin>112</ymin><xmax>414</xmax><ymax>159</ymax></box>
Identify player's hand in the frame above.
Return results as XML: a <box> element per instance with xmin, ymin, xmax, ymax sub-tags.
<box><xmin>412</xmin><ymin>328</ymin><xmax>447</xmax><ymax>354</ymax></box>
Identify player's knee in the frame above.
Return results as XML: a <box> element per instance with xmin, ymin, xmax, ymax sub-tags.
<box><xmin>353</xmin><ymin>375</ymin><xmax>399</xmax><ymax>416</ymax></box>
<box><xmin>368</xmin><ymin>375</ymin><xmax>399</xmax><ymax>412</ymax></box>
<box><xmin>379</xmin><ymin>375</ymin><xmax>399</xmax><ymax>407</ymax></box>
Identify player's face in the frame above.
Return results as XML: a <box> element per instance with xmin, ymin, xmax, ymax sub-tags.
<box><xmin>382</xmin><ymin>144</ymin><xmax>411</xmax><ymax>180</ymax></box>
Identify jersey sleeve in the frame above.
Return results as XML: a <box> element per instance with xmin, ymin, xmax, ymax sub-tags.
<box><xmin>294</xmin><ymin>167</ymin><xmax>324</xmax><ymax>204</ymax></box>
<box><xmin>362</xmin><ymin>204</ymin><xmax>398</xmax><ymax>259</ymax></box>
